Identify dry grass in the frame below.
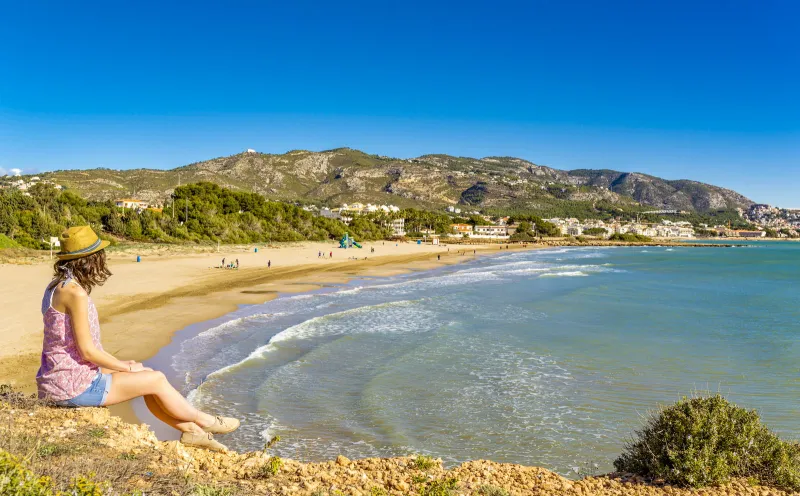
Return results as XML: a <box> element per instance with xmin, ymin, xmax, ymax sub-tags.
<box><xmin>0</xmin><ymin>385</ymin><xmax>196</xmax><ymax>495</ymax></box>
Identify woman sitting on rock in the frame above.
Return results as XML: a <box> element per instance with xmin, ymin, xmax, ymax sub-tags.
<box><xmin>36</xmin><ymin>226</ymin><xmax>239</xmax><ymax>451</ymax></box>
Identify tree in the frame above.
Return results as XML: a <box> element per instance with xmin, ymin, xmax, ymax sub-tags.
<box><xmin>124</xmin><ymin>216</ymin><xmax>143</xmax><ymax>239</ymax></box>
<box><xmin>510</xmin><ymin>221</ymin><xmax>536</xmax><ymax>241</ymax></box>
<box><xmin>582</xmin><ymin>227</ymin><xmax>607</xmax><ymax>237</ymax></box>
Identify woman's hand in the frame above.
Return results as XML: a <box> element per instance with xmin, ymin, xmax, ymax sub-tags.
<box><xmin>128</xmin><ymin>362</ymin><xmax>152</xmax><ymax>372</ymax></box>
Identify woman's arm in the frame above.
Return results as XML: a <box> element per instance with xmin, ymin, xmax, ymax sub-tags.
<box><xmin>59</xmin><ymin>284</ymin><xmax>144</xmax><ymax>372</ymax></box>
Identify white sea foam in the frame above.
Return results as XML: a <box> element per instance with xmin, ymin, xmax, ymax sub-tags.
<box><xmin>574</xmin><ymin>251</ymin><xmax>608</xmax><ymax>259</ymax></box>
<box><xmin>286</xmin><ymin>293</ymin><xmax>315</xmax><ymax>300</ymax></box>
<box><xmin>503</xmin><ymin>267</ymin><xmax>551</xmax><ymax>275</ymax></box>
<box><xmin>354</xmin><ymin>269</ymin><xmax>504</xmax><ymax>295</ymax></box>
<box><xmin>195</xmin><ymin>312</ymin><xmax>285</xmax><ymax>339</ymax></box>
<box><xmin>540</xmin><ymin>271</ymin><xmax>588</xmax><ymax>277</ymax></box>
<box><xmin>334</xmin><ymin>286</ymin><xmax>364</xmax><ymax>295</ymax></box>
<box><xmin>260</xmin><ymin>420</ymin><xmax>283</xmax><ymax>443</ymax></box>
<box><xmin>205</xmin><ymin>299</ymin><xmax>425</xmax><ymax>379</ymax></box>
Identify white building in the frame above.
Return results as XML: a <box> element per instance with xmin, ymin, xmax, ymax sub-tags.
<box><xmin>320</xmin><ymin>208</ymin><xmax>340</xmax><ymax>220</ymax></box>
<box><xmin>115</xmin><ymin>199</ymin><xmax>149</xmax><ymax>211</ymax></box>
<box><xmin>470</xmin><ymin>224</ymin><xmax>512</xmax><ymax>239</ymax></box>
<box><xmin>390</xmin><ymin>218</ymin><xmax>406</xmax><ymax>236</ymax></box>
<box><xmin>474</xmin><ymin>225</ymin><xmax>509</xmax><ymax>236</ymax></box>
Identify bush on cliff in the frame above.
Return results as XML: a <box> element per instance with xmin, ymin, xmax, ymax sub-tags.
<box><xmin>608</xmin><ymin>232</ymin><xmax>653</xmax><ymax>242</ymax></box>
<box><xmin>0</xmin><ymin>450</ymin><xmax>54</xmax><ymax>495</ymax></box>
<box><xmin>614</xmin><ymin>394</ymin><xmax>800</xmax><ymax>490</ymax></box>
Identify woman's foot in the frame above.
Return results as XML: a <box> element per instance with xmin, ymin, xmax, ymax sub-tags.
<box><xmin>180</xmin><ymin>431</ymin><xmax>228</xmax><ymax>452</ymax></box>
<box><xmin>202</xmin><ymin>416</ymin><xmax>240</xmax><ymax>435</ymax></box>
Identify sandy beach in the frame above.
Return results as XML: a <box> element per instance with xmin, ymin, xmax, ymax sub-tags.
<box><xmin>0</xmin><ymin>240</ymin><xmax>524</xmax><ymax>396</ymax></box>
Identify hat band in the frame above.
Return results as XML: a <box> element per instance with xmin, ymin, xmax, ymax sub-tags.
<box><xmin>61</xmin><ymin>238</ymin><xmax>102</xmax><ymax>256</ymax></box>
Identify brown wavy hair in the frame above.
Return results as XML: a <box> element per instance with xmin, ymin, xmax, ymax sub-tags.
<box><xmin>48</xmin><ymin>250</ymin><xmax>112</xmax><ymax>294</ymax></box>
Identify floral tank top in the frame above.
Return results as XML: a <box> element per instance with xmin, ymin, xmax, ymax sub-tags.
<box><xmin>36</xmin><ymin>278</ymin><xmax>104</xmax><ymax>401</ymax></box>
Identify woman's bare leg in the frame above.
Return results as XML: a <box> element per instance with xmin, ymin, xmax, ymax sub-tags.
<box><xmin>143</xmin><ymin>395</ymin><xmax>203</xmax><ymax>433</ymax></box>
<box><xmin>104</xmin><ymin>371</ymin><xmax>216</xmax><ymax>430</ymax></box>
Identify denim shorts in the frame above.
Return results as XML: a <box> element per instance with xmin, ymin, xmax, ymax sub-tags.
<box><xmin>55</xmin><ymin>372</ymin><xmax>113</xmax><ymax>407</ymax></box>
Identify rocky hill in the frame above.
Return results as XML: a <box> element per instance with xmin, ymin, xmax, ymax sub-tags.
<box><xmin>27</xmin><ymin>149</ymin><xmax>754</xmax><ymax>214</ymax></box>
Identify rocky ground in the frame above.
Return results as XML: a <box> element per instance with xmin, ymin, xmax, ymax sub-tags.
<box><xmin>1</xmin><ymin>391</ymin><xmax>796</xmax><ymax>495</ymax></box>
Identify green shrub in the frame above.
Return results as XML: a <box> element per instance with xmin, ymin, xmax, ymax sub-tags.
<box><xmin>87</xmin><ymin>427</ymin><xmax>107</xmax><ymax>438</ymax></box>
<box><xmin>608</xmin><ymin>232</ymin><xmax>653</xmax><ymax>242</ymax></box>
<box><xmin>614</xmin><ymin>394</ymin><xmax>800</xmax><ymax>490</ymax></box>
<box><xmin>477</xmin><ymin>485</ymin><xmax>510</xmax><ymax>496</ymax></box>
<box><xmin>369</xmin><ymin>487</ymin><xmax>388</xmax><ymax>496</ymax></box>
<box><xmin>37</xmin><ymin>442</ymin><xmax>76</xmax><ymax>458</ymax></box>
<box><xmin>255</xmin><ymin>456</ymin><xmax>282</xmax><ymax>478</ymax></box>
<box><xmin>413</xmin><ymin>454</ymin><xmax>436</xmax><ymax>471</ymax></box>
<box><xmin>192</xmin><ymin>484</ymin><xmax>234</xmax><ymax>496</ymax></box>
<box><xmin>0</xmin><ymin>233</ymin><xmax>21</xmax><ymax>248</ymax></box>
<box><xmin>416</xmin><ymin>477</ymin><xmax>458</xmax><ymax>496</ymax></box>
<box><xmin>0</xmin><ymin>449</ymin><xmax>54</xmax><ymax>496</ymax></box>
<box><xmin>68</xmin><ymin>472</ymin><xmax>109</xmax><ymax>495</ymax></box>
<box><xmin>582</xmin><ymin>227</ymin><xmax>607</xmax><ymax>237</ymax></box>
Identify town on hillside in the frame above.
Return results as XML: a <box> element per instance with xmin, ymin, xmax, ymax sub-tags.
<box><xmin>95</xmin><ymin>198</ymin><xmax>800</xmax><ymax>240</ymax></box>
<box><xmin>2</xmin><ymin>175</ymin><xmax>798</xmax><ymax>240</ymax></box>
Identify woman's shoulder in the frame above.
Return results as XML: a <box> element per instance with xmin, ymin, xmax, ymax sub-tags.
<box><xmin>53</xmin><ymin>280</ymin><xmax>89</xmax><ymax>302</ymax></box>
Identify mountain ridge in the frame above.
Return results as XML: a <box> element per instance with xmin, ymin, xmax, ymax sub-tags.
<box><xmin>14</xmin><ymin>148</ymin><xmax>755</xmax><ymax>214</ymax></box>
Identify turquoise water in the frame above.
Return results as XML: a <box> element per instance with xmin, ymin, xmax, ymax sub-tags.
<box><xmin>157</xmin><ymin>242</ymin><xmax>800</xmax><ymax>475</ymax></box>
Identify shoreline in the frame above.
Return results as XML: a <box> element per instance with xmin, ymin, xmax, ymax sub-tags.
<box><xmin>116</xmin><ymin>244</ymin><xmax>527</xmax><ymax>427</ymax></box>
<box><xmin>0</xmin><ymin>241</ymin><xmax>536</xmax><ymax>394</ymax></box>
<box><xmin>117</xmin><ymin>239</ymin><xmax>738</xmax><ymax>431</ymax></box>
<box><xmin>0</xmin><ymin>238</ymin><xmax>737</xmax><ymax>427</ymax></box>
<box><xmin>4</xmin><ymin>240</ymin><xmax>798</xmax><ymax>495</ymax></box>
<box><xmin>135</xmin><ymin>247</ymin><xmax>504</xmax><ymax>438</ymax></box>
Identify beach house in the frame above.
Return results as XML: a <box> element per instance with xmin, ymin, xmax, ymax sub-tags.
<box><xmin>115</xmin><ymin>199</ymin><xmax>149</xmax><ymax>211</ymax></box>
<box><xmin>450</xmin><ymin>223</ymin><xmax>472</xmax><ymax>235</ymax></box>
<box><xmin>390</xmin><ymin>218</ymin><xmax>406</xmax><ymax>236</ymax></box>
<box><xmin>474</xmin><ymin>225</ymin><xmax>510</xmax><ymax>238</ymax></box>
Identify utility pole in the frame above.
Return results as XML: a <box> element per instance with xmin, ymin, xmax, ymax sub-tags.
<box><xmin>173</xmin><ymin>174</ymin><xmax>181</xmax><ymax>221</ymax></box>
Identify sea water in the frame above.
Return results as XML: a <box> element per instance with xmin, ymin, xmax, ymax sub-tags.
<box><xmin>156</xmin><ymin>242</ymin><xmax>800</xmax><ymax>475</ymax></box>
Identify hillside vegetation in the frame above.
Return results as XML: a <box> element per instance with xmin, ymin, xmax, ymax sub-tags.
<box><xmin>13</xmin><ymin>149</ymin><xmax>754</xmax><ymax>217</ymax></box>
<box><xmin>0</xmin><ymin>182</ymin><xmax>394</xmax><ymax>249</ymax></box>
<box><xmin>1</xmin><ymin>180</ymin><xmax>572</xmax><ymax>250</ymax></box>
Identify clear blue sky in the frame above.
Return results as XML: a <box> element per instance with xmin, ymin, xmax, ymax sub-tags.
<box><xmin>1</xmin><ymin>1</ymin><xmax>798</xmax><ymax>206</ymax></box>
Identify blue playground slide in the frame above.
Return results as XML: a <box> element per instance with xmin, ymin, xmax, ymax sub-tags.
<box><xmin>339</xmin><ymin>233</ymin><xmax>363</xmax><ymax>248</ymax></box>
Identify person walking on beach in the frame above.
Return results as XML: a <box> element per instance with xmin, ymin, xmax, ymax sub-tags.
<box><xmin>235</xmin><ymin>259</ymin><xmax>239</xmax><ymax>269</ymax></box>
<box><xmin>329</xmin><ymin>251</ymin><xmax>332</xmax><ymax>258</ymax></box>
<box><xmin>268</xmin><ymin>260</ymin><xmax>271</xmax><ymax>269</ymax></box>
<box><xmin>221</xmin><ymin>258</ymin><xmax>225</xmax><ymax>267</ymax></box>
<box><xmin>36</xmin><ymin>226</ymin><xmax>238</xmax><ymax>452</ymax></box>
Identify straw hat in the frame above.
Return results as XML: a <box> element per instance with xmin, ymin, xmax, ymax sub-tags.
<box><xmin>57</xmin><ymin>226</ymin><xmax>110</xmax><ymax>261</ymax></box>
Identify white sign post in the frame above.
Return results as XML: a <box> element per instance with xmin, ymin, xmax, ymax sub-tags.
<box><xmin>49</xmin><ymin>237</ymin><xmax>60</xmax><ymax>259</ymax></box>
